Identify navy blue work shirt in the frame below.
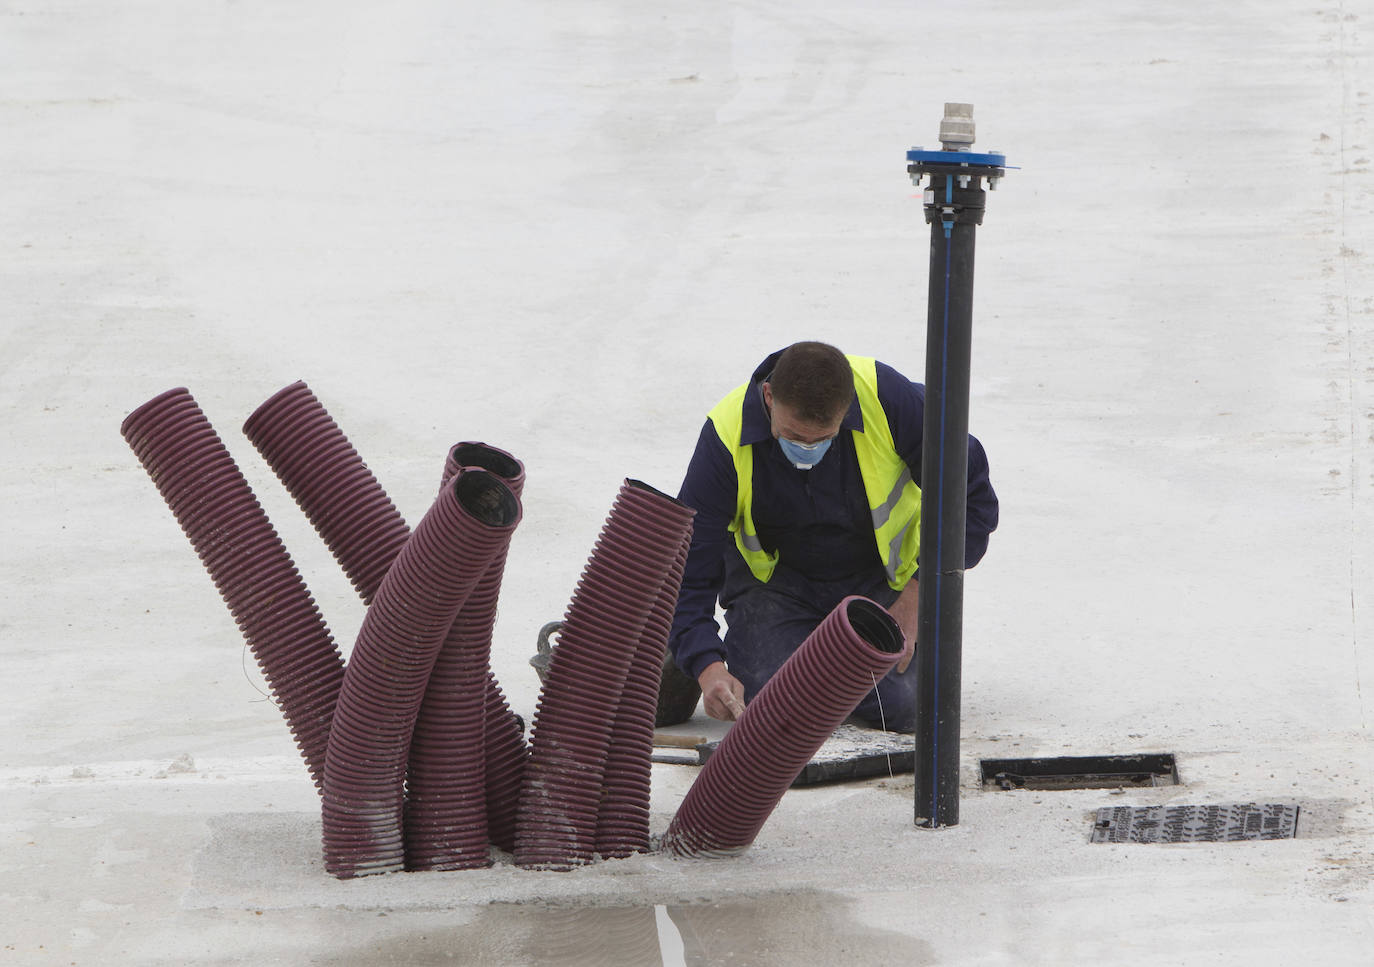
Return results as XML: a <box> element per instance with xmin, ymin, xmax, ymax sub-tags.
<box><xmin>668</xmin><ymin>349</ymin><xmax>999</xmax><ymax>681</ymax></box>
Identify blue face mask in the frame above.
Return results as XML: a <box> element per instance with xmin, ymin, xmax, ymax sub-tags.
<box><xmin>779</xmin><ymin>436</ymin><xmax>832</xmax><ymax>470</ymax></box>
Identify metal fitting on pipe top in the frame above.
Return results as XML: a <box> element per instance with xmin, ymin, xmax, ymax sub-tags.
<box><xmin>907</xmin><ymin>103</ymin><xmax>1010</xmax><ymax>198</ymax></box>
<box><xmin>938</xmin><ymin>102</ymin><xmax>975</xmax><ymax>151</ymax></box>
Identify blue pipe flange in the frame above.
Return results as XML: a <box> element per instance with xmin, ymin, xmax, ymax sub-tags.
<box><xmin>905</xmin><ymin>148</ymin><xmax>1008</xmax><ymax>169</ymax></box>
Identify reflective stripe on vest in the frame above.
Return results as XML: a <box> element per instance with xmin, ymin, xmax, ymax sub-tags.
<box><xmin>707</xmin><ymin>355</ymin><xmax>921</xmax><ymax>589</ymax></box>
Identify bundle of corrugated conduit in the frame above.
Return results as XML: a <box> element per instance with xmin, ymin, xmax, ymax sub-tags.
<box><xmin>122</xmin><ymin>381</ymin><xmax>902</xmax><ymax>877</ymax></box>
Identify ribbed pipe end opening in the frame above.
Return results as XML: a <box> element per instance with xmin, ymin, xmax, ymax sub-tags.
<box><xmin>453</xmin><ymin>472</ymin><xmax>520</xmax><ymax>527</ymax></box>
<box><xmin>120</xmin><ymin>386</ymin><xmax>192</xmax><ymax>438</ymax></box>
<box><xmin>242</xmin><ymin>379</ymin><xmax>310</xmax><ymax>434</ymax></box>
<box><xmin>449</xmin><ymin>442</ymin><xmax>523</xmax><ymax>482</ymax></box>
<box><xmin>845</xmin><ymin>597</ymin><xmax>904</xmax><ymax>655</ymax></box>
<box><xmin>625</xmin><ymin>478</ymin><xmax>687</xmax><ymax>507</ymax></box>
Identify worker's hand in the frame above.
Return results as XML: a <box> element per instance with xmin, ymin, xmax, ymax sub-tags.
<box><xmin>697</xmin><ymin>661</ymin><xmax>746</xmax><ymax>721</ymax></box>
<box><xmin>887</xmin><ymin>580</ymin><xmax>919</xmax><ymax>673</ymax></box>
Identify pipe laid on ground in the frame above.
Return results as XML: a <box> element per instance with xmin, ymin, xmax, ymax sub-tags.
<box><xmin>662</xmin><ymin>596</ymin><xmax>903</xmax><ymax>858</ymax></box>
<box><xmin>652</xmin><ymin>733</ymin><xmax>708</xmax><ymax>750</ymax></box>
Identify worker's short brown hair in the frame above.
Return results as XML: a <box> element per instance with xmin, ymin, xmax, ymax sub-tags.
<box><xmin>769</xmin><ymin>341</ymin><xmax>854</xmax><ymax>425</ymax></box>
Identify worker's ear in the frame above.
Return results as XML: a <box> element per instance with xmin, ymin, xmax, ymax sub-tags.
<box><xmin>761</xmin><ymin>381</ymin><xmax>773</xmax><ymax>409</ymax></box>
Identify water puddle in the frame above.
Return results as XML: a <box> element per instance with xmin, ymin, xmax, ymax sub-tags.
<box><xmin>308</xmin><ymin>891</ymin><xmax>932</xmax><ymax>965</ymax></box>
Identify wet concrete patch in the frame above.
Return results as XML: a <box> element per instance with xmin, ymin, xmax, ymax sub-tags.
<box><xmin>300</xmin><ymin>892</ymin><xmax>935</xmax><ymax>967</ymax></box>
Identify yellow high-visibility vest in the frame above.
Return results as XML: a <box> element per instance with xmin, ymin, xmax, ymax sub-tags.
<box><xmin>707</xmin><ymin>355</ymin><xmax>921</xmax><ymax>589</ymax></box>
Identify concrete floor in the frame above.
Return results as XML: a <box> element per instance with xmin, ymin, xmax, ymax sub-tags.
<box><xmin>2</xmin><ymin>1</ymin><xmax>1371</xmax><ymax>963</ymax></box>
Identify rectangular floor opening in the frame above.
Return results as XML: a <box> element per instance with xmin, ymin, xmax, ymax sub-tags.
<box><xmin>979</xmin><ymin>753</ymin><xmax>1179</xmax><ymax>790</ymax></box>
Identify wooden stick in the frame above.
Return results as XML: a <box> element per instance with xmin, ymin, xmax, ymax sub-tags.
<box><xmin>652</xmin><ymin>732</ymin><xmax>708</xmax><ymax>750</ymax></box>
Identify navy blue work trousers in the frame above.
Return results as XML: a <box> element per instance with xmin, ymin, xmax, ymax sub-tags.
<box><xmin>721</xmin><ymin>565</ymin><xmax>916</xmax><ymax>732</ymax></box>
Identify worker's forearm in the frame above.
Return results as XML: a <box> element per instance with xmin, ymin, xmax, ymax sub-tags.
<box><xmin>888</xmin><ymin>579</ymin><xmax>919</xmax><ymax>672</ymax></box>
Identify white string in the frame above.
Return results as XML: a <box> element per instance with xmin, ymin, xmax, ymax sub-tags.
<box><xmin>242</xmin><ymin>644</ymin><xmax>278</xmax><ymax>707</ymax></box>
<box><xmin>869</xmin><ymin>671</ymin><xmax>895</xmax><ymax>779</ymax></box>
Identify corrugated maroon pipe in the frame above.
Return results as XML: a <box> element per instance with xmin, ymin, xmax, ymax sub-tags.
<box><xmin>322</xmin><ymin>469</ymin><xmax>520</xmax><ymax>878</ymax></box>
<box><xmin>662</xmin><ymin>596</ymin><xmax>904</xmax><ymax>858</ymax></box>
<box><xmin>242</xmin><ymin>380</ymin><xmax>411</xmax><ymax>606</ymax></box>
<box><xmin>514</xmin><ymin>480</ymin><xmax>694</xmax><ymax>870</ymax></box>
<box><xmin>441</xmin><ymin>441</ymin><xmax>524</xmax><ymax>490</ymax></box>
<box><xmin>406</xmin><ymin>442</ymin><xmax>530</xmax><ymax>868</ymax></box>
<box><xmin>242</xmin><ymin>383</ymin><xmax>531</xmax><ymax>857</ymax></box>
<box><xmin>437</xmin><ymin>443</ymin><xmax>530</xmax><ymax>855</ymax></box>
<box><xmin>119</xmin><ymin>387</ymin><xmax>345</xmax><ymax>792</ymax></box>
<box><xmin>595</xmin><ymin>532</ymin><xmax>691</xmax><ymax>858</ymax></box>
<box><xmin>402</xmin><ymin>632</ymin><xmax>490</xmax><ymax>870</ymax></box>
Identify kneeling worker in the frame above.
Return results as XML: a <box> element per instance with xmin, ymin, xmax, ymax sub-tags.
<box><xmin>658</xmin><ymin>340</ymin><xmax>999</xmax><ymax>730</ymax></box>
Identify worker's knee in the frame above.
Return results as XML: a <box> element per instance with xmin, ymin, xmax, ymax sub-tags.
<box><xmin>723</xmin><ymin>587</ymin><xmax>820</xmax><ymax>700</ymax></box>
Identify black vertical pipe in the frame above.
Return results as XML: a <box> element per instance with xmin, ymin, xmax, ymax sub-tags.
<box><xmin>907</xmin><ymin>104</ymin><xmax>1005</xmax><ymax>828</ymax></box>
<box><xmin>913</xmin><ymin>174</ymin><xmax>981</xmax><ymax>828</ymax></box>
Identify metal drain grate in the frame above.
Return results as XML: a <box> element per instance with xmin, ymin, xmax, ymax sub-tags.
<box><xmin>1091</xmin><ymin>803</ymin><xmax>1301</xmax><ymax>843</ymax></box>
<box><xmin>981</xmin><ymin>754</ymin><xmax>1178</xmax><ymax>791</ymax></box>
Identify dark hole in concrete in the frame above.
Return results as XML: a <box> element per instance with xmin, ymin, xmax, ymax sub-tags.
<box><xmin>980</xmin><ymin>754</ymin><xmax>1179</xmax><ymax>791</ymax></box>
